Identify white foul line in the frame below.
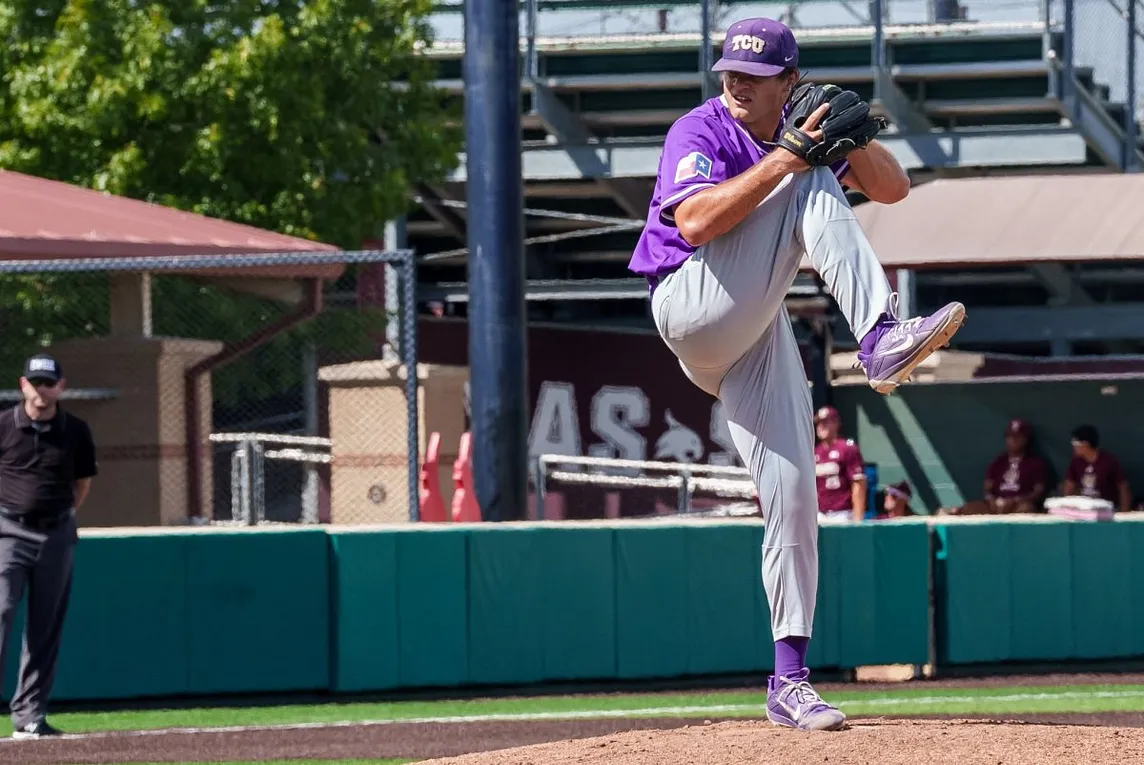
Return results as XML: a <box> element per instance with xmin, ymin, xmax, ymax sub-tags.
<box><xmin>0</xmin><ymin>705</ymin><xmax>765</xmax><ymax>743</ymax></box>
<box><xmin>858</xmin><ymin>689</ymin><xmax>1144</xmax><ymax>706</ymax></box>
<box><xmin>3</xmin><ymin>688</ymin><xmax>1142</xmax><ymax>743</ymax></box>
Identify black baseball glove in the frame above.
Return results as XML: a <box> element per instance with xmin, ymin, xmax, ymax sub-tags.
<box><xmin>776</xmin><ymin>82</ymin><xmax>887</xmax><ymax>166</ymax></box>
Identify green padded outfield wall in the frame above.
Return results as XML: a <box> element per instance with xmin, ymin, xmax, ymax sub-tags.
<box><xmin>182</xmin><ymin>528</ymin><xmax>329</xmax><ymax>695</ymax></box>
<box><xmin>53</xmin><ymin>532</ymin><xmax>190</xmax><ymax>700</ymax></box>
<box><xmin>329</xmin><ymin>527</ymin><xmax>469</xmax><ymax>691</ymax></box>
<box><xmin>9</xmin><ymin>517</ymin><xmax>1144</xmax><ymax>702</ymax></box>
<box><xmin>5</xmin><ymin>521</ymin><xmax>928</xmax><ymax>703</ymax></box>
<box><xmin>466</xmin><ymin>525</ymin><xmax>617</xmax><ymax>684</ymax></box>
<box><xmin>611</xmin><ymin>520</ymin><xmax>931</xmax><ymax>678</ymax></box>
<box><xmin>329</xmin><ymin>520</ymin><xmax>931</xmax><ymax>691</ymax></box>
<box><xmin>832</xmin><ymin>379</ymin><xmax>1144</xmax><ymax>514</ymax></box>
<box><xmin>2</xmin><ymin>527</ymin><xmax>330</xmax><ymax>702</ymax></box>
<box><xmin>935</xmin><ymin>516</ymin><xmax>1144</xmax><ymax>665</ymax></box>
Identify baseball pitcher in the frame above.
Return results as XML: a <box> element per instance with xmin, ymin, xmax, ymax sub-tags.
<box><xmin>628</xmin><ymin>17</ymin><xmax>965</xmax><ymax>730</ymax></box>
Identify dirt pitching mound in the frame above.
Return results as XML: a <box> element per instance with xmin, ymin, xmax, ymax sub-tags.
<box><xmin>416</xmin><ymin>718</ymin><xmax>1144</xmax><ymax>765</ymax></box>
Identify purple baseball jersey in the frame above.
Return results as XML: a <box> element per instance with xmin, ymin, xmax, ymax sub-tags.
<box><xmin>629</xmin><ymin>96</ymin><xmax>851</xmax><ymax>283</ymax></box>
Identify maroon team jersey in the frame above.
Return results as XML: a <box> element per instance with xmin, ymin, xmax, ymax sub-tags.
<box><xmin>984</xmin><ymin>453</ymin><xmax>1047</xmax><ymax>501</ymax></box>
<box><xmin>814</xmin><ymin>439</ymin><xmax>865</xmax><ymax>512</ymax></box>
<box><xmin>1065</xmin><ymin>452</ymin><xmax>1126</xmax><ymax>503</ymax></box>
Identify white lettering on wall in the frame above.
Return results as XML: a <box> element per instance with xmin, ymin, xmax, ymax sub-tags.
<box><xmin>588</xmin><ymin>386</ymin><xmax>650</xmax><ymax>476</ymax></box>
<box><xmin>528</xmin><ymin>381</ymin><xmax>581</xmax><ymax>463</ymax></box>
<box><xmin>524</xmin><ymin>380</ymin><xmax>742</xmax><ymax>473</ymax></box>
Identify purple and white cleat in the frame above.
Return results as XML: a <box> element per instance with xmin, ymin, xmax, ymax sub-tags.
<box><xmin>857</xmin><ymin>301</ymin><xmax>966</xmax><ymax>395</ymax></box>
<box><xmin>766</xmin><ymin>669</ymin><xmax>847</xmax><ymax>731</ymax></box>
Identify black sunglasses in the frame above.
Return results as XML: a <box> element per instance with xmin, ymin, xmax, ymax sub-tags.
<box><xmin>27</xmin><ymin>378</ymin><xmax>58</xmax><ymax>388</ymax></box>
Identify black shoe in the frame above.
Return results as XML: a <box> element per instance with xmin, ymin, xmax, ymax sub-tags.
<box><xmin>11</xmin><ymin>720</ymin><xmax>62</xmax><ymax>740</ymax></box>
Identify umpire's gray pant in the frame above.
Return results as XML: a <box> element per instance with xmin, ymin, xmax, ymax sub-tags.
<box><xmin>650</xmin><ymin>167</ymin><xmax>892</xmax><ymax>640</ymax></box>
<box><xmin>0</xmin><ymin>510</ymin><xmax>77</xmax><ymax>728</ymax></box>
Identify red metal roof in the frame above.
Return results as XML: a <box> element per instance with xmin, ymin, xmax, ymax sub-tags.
<box><xmin>852</xmin><ymin>172</ymin><xmax>1144</xmax><ymax>269</ymax></box>
<box><xmin>0</xmin><ymin>169</ymin><xmax>343</xmax><ymax>280</ymax></box>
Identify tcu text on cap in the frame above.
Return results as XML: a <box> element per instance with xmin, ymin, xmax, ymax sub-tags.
<box><xmin>730</xmin><ymin>34</ymin><xmax>767</xmax><ymax>54</ymax></box>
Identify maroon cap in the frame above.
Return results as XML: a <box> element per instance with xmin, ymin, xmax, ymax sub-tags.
<box><xmin>886</xmin><ymin>481</ymin><xmax>913</xmax><ymax>500</ymax></box>
<box><xmin>1006</xmin><ymin>418</ymin><xmax>1031</xmax><ymax>437</ymax></box>
<box><xmin>814</xmin><ymin>405</ymin><xmax>839</xmax><ymax>423</ymax></box>
<box><xmin>712</xmin><ymin>18</ymin><xmax>799</xmax><ymax>78</ymax></box>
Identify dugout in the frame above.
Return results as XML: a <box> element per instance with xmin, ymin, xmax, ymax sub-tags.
<box><xmin>818</xmin><ymin>172</ymin><xmax>1144</xmax><ymax>515</ymax></box>
<box><xmin>0</xmin><ymin>169</ymin><xmax>344</xmax><ymax>526</ymax></box>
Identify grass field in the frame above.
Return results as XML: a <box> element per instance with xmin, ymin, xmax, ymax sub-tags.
<box><xmin>9</xmin><ymin>682</ymin><xmax>1144</xmax><ymax>738</ymax></box>
<box><xmin>7</xmin><ymin>681</ymin><xmax>1143</xmax><ymax>765</ymax></box>
<box><xmin>119</xmin><ymin>761</ymin><xmax>411</xmax><ymax>765</ymax></box>
<box><xmin>121</xmin><ymin>761</ymin><xmax>411</xmax><ymax>765</ymax></box>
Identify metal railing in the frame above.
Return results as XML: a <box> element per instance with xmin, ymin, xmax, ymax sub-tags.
<box><xmin>211</xmin><ymin>432</ymin><xmax>333</xmax><ymax>525</ymax></box>
<box><xmin>533</xmin><ymin>453</ymin><xmax>757</xmax><ymax>518</ymax></box>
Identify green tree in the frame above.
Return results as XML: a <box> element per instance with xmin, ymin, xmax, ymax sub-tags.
<box><xmin>0</xmin><ymin>0</ymin><xmax>459</xmax><ymax>244</ymax></box>
<box><xmin>0</xmin><ymin>0</ymin><xmax>460</xmax><ymax>413</ymax></box>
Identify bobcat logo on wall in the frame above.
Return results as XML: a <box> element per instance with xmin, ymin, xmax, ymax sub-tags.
<box><xmin>654</xmin><ymin>410</ymin><xmax>704</xmax><ymax>463</ymax></box>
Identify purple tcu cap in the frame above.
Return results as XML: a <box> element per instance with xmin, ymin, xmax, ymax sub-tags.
<box><xmin>711</xmin><ymin>18</ymin><xmax>799</xmax><ymax>78</ymax></box>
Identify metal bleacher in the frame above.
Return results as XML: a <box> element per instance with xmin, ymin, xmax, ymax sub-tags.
<box><xmin>409</xmin><ymin>0</ymin><xmax>1144</xmax><ymax>350</ymax></box>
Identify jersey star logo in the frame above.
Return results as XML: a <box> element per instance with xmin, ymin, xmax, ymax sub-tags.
<box><xmin>674</xmin><ymin>151</ymin><xmax>712</xmax><ymax>184</ymax></box>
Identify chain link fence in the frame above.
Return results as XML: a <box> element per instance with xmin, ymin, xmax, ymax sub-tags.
<box><xmin>0</xmin><ymin>250</ymin><xmax>421</xmax><ymax>528</ymax></box>
<box><xmin>1069</xmin><ymin>0</ymin><xmax>1135</xmax><ymax>102</ymax></box>
<box><xmin>1058</xmin><ymin>0</ymin><xmax>1144</xmax><ymax>167</ymax></box>
<box><xmin>1138</xmin><ymin>1</ymin><xmax>1144</xmax><ymax>135</ymax></box>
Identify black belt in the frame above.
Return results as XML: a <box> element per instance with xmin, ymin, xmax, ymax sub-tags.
<box><xmin>648</xmin><ymin>262</ymin><xmax>685</xmax><ymax>295</ymax></box>
<box><xmin>0</xmin><ymin>508</ymin><xmax>72</xmax><ymax>532</ymax></box>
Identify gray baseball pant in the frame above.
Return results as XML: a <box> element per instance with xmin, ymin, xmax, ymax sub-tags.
<box><xmin>650</xmin><ymin>166</ymin><xmax>893</xmax><ymax>639</ymax></box>
<box><xmin>0</xmin><ymin>511</ymin><xmax>77</xmax><ymax>728</ymax></box>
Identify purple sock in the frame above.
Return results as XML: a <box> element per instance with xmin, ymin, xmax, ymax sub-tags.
<box><xmin>859</xmin><ymin>312</ymin><xmax>893</xmax><ymax>355</ymax></box>
<box><xmin>774</xmin><ymin>636</ymin><xmax>809</xmax><ymax>679</ymax></box>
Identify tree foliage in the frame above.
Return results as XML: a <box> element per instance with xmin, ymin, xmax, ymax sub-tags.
<box><xmin>0</xmin><ymin>0</ymin><xmax>460</xmax><ymax>417</ymax></box>
<box><xmin>0</xmin><ymin>0</ymin><xmax>460</xmax><ymax>245</ymax></box>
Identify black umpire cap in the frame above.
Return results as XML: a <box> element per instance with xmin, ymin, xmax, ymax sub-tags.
<box><xmin>23</xmin><ymin>353</ymin><xmax>62</xmax><ymax>384</ymax></box>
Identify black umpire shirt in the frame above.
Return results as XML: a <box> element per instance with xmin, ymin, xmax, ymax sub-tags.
<box><xmin>0</xmin><ymin>404</ymin><xmax>98</xmax><ymax>518</ymax></box>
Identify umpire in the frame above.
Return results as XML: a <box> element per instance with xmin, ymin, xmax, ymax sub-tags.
<box><xmin>0</xmin><ymin>353</ymin><xmax>97</xmax><ymax>739</ymax></box>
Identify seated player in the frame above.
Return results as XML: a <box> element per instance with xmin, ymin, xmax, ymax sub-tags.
<box><xmin>1062</xmin><ymin>424</ymin><xmax>1132</xmax><ymax>513</ymax></box>
<box><xmin>874</xmin><ymin>481</ymin><xmax>914</xmax><ymax>519</ymax></box>
<box><xmin>813</xmin><ymin>406</ymin><xmax>867</xmax><ymax>521</ymax></box>
<box><xmin>942</xmin><ymin>418</ymin><xmax>1048</xmax><ymax>516</ymax></box>
<box><xmin>982</xmin><ymin>419</ymin><xmax>1048</xmax><ymax>514</ymax></box>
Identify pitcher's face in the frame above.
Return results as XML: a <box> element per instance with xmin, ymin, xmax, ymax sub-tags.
<box><xmin>721</xmin><ymin>70</ymin><xmax>796</xmax><ymax>126</ymax></box>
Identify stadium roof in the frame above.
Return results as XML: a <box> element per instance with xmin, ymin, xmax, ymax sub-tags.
<box><xmin>0</xmin><ymin>169</ymin><xmax>342</xmax><ymax>281</ymax></box>
<box><xmin>852</xmin><ymin>173</ymin><xmax>1144</xmax><ymax>269</ymax></box>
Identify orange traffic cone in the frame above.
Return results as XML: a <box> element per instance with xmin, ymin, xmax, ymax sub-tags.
<box><xmin>418</xmin><ymin>431</ymin><xmax>447</xmax><ymax>522</ymax></box>
<box><xmin>451</xmin><ymin>431</ymin><xmax>482</xmax><ymax>522</ymax></box>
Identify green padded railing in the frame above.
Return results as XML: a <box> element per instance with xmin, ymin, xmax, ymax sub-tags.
<box><xmin>2</xmin><ymin>520</ymin><xmax>929</xmax><ymax>702</ymax></box>
<box><xmin>935</xmin><ymin>516</ymin><xmax>1144</xmax><ymax>666</ymax></box>
<box><xmin>12</xmin><ymin>514</ymin><xmax>1141</xmax><ymax>704</ymax></box>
